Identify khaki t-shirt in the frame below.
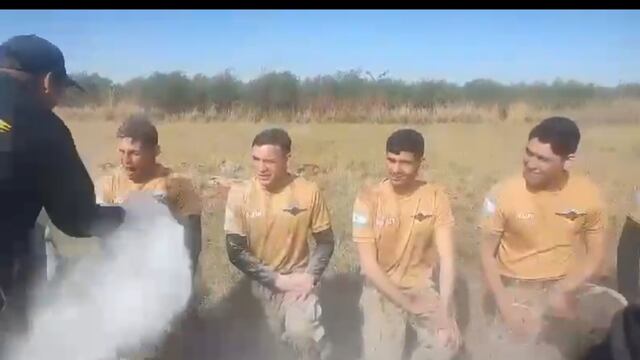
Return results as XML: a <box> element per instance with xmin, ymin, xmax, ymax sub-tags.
<box><xmin>352</xmin><ymin>179</ymin><xmax>455</xmax><ymax>290</ymax></box>
<box><xmin>98</xmin><ymin>164</ymin><xmax>202</xmax><ymax>221</ymax></box>
<box><xmin>480</xmin><ymin>173</ymin><xmax>606</xmax><ymax>280</ymax></box>
<box><xmin>224</xmin><ymin>175</ymin><xmax>332</xmax><ymax>273</ymax></box>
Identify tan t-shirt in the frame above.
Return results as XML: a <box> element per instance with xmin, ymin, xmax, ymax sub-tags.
<box><xmin>480</xmin><ymin>173</ymin><xmax>606</xmax><ymax>280</ymax></box>
<box><xmin>352</xmin><ymin>179</ymin><xmax>455</xmax><ymax>290</ymax></box>
<box><xmin>98</xmin><ymin>164</ymin><xmax>202</xmax><ymax>221</ymax></box>
<box><xmin>224</xmin><ymin>175</ymin><xmax>332</xmax><ymax>273</ymax></box>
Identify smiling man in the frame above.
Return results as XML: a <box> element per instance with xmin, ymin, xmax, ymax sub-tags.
<box><xmin>224</xmin><ymin>128</ymin><xmax>335</xmax><ymax>360</ymax></box>
<box><xmin>353</xmin><ymin>129</ymin><xmax>460</xmax><ymax>360</ymax></box>
<box><xmin>479</xmin><ymin>116</ymin><xmax>608</xmax><ymax>359</ymax></box>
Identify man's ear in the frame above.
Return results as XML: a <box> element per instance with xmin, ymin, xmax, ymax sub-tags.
<box><xmin>419</xmin><ymin>157</ymin><xmax>429</xmax><ymax>177</ymax></box>
<box><xmin>43</xmin><ymin>72</ymin><xmax>55</xmax><ymax>94</ymax></box>
<box><xmin>563</xmin><ymin>153</ymin><xmax>576</xmax><ymax>171</ymax></box>
<box><xmin>155</xmin><ymin>145</ymin><xmax>162</xmax><ymax>157</ymax></box>
<box><xmin>419</xmin><ymin>155</ymin><xmax>428</xmax><ymax>167</ymax></box>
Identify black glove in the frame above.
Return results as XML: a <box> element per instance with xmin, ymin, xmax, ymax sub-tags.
<box><xmin>90</xmin><ymin>205</ymin><xmax>125</xmax><ymax>238</ymax></box>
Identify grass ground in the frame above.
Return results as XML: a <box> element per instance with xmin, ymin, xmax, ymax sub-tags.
<box><xmin>55</xmin><ymin>115</ymin><xmax>640</xmax><ymax>359</ymax></box>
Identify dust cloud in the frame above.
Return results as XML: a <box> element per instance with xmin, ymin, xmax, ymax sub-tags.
<box><xmin>8</xmin><ymin>193</ymin><xmax>192</xmax><ymax>360</ymax></box>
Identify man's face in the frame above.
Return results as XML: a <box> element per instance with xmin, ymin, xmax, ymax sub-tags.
<box><xmin>251</xmin><ymin>144</ymin><xmax>289</xmax><ymax>189</ymax></box>
<box><xmin>386</xmin><ymin>151</ymin><xmax>421</xmax><ymax>188</ymax></box>
<box><xmin>522</xmin><ymin>137</ymin><xmax>568</xmax><ymax>188</ymax></box>
<box><xmin>118</xmin><ymin>137</ymin><xmax>157</xmax><ymax>181</ymax></box>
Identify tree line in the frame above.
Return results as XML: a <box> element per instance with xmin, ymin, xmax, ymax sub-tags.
<box><xmin>62</xmin><ymin>69</ymin><xmax>640</xmax><ymax>114</ymax></box>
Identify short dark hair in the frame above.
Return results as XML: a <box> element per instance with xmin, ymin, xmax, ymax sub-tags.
<box><xmin>528</xmin><ymin>116</ymin><xmax>580</xmax><ymax>157</ymax></box>
<box><xmin>386</xmin><ymin>129</ymin><xmax>425</xmax><ymax>159</ymax></box>
<box><xmin>252</xmin><ymin>128</ymin><xmax>292</xmax><ymax>154</ymax></box>
<box><xmin>116</xmin><ymin>114</ymin><xmax>158</xmax><ymax>149</ymax></box>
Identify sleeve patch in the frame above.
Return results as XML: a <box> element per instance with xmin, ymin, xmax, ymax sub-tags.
<box><xmin>483</xmin><ymin>197</ymin><xmax>496</xmax><ymax>215</ymax></box>
<box><xmin>352</xmin><ymin>212</ymin><xmax>369</xmax><ymax>226</ymax></box>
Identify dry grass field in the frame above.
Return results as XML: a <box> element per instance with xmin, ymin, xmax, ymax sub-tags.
<box><xmin>52</xmin><ymin>102</ymin><xmax>640</xmax><ymax>359</ymax></box>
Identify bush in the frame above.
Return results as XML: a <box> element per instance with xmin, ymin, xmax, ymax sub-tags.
<box><xmin>61</xmin><ymin>72</ymin><xmax>115</xmax><ymax>107</ymax></box>
<box><xmin>63</xmin><ymin>70</ymin><xmax>640</xmax><ymax>115</ymax></box>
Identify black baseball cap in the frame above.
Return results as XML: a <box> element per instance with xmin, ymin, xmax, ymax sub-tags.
<box><xmin>0</xmin><ymin>34</ymin><xmax>84</xmax><ymax>92</ymax></box>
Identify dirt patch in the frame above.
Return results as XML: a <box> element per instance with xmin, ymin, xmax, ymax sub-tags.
<box><xmin>156</xmin><ymin>269</ymin><xmax>476</xmax><ymax>360</ymax></box>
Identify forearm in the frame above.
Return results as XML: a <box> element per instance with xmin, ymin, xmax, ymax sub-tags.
<box><xmin>306</xmin><ymin>228</ymin><xmax>335</xmax><ymax>283</ymax></box>
<box><xmin>556</xmin><ymin>234</ymin><xmax>605</xmax><ymax>293</ymax></box>
<box><xmin>438</xmin><ymin>256</ymin><xmax>455</xmax><ymax>315</ymax></box>
<box><xmin>480</xmin><ymin>235</ymin><xmax>508</xmax><ymax>307</ymax></box>
<box><xmin>184</xmin><ymin>215</ymin><xmax>202</xmax><ymax>276</ymax></box>
<box><xmin>434</xmin><ymin>227</ymin><xmax>456</xmax><ymax>316</ymax></box>
<box><xmin>226</xmin><ymin>233</ymin><xmax>278</xmax><ymax>289</ymax></box>
<box><xmin>557</xmin><ymin>263</ymin><xmax>599</xmax><ymax>294</ymax></box>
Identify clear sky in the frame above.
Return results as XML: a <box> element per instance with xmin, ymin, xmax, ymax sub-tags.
<box><xmin>0</xmin><ymin>10</ymin><xmax>638</xmax><ymax>86</ymax></box>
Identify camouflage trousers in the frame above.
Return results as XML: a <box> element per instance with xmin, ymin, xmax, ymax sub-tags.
<box><xmin>482</xmin><ymin>279</ymin><xmax>606</xmax><ymax>360</ymax></box>
<box><xmin>359</xmin><ymin>281</ymin><xmax>457</xmax><ymax>360</ymax></box>
<box><xmin>251</xmin><ymin>282</ymin><xmax>327</xmax><ymax>360</ymax></box>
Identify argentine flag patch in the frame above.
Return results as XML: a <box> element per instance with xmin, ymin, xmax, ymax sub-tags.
<box><xmin>353</xmin><ymin>213</ymin><xmax>368</xmax><ymax>227</ymax></box>
<box><xmin>483</xmin><ymin>197</ymin><xmax>496</xmax><ymax>216</ymax></box>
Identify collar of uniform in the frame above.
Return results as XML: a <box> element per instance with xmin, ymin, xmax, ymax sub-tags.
<box><xmin>525</xmin><ymin>171</ymin><xmax>572</xmax><ymax>196</ymax></box>
<box><xmin>117</xmin><ymin>163</ymin><xmax>171</xmax><ymax>185</ymax></box>
<box><xmin>252</xmin><ymin>173</ymin><xmax>296</xmax><ymax>195</ymax></box>
<box><xmin>382</xmin><ymin>178</ymin><xmax>427</xmax><ymax>200</ymax></box>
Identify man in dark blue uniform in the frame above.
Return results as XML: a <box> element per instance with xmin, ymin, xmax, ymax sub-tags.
<box><xmin>617</xmin><ymin>187</ymin><xmax>640</xmax><ymax>305</ymax></box>
<box><xmin>0</xmin><ymin>34</ymin><xmax>125</xmax><ymax>347</ymax></box>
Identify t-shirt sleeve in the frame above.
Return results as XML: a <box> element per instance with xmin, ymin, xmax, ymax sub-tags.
<box><xmin>96</xmin><ymin>174</ymin><xmax>114</xmax><ymax>205</ymax></box>
<box><xmin>478</xmin><ymin>183</ymin><xmax>505</xmax><ymax>237</ymax></box>
<box><xmin>584</xmin><ymin>185</ymin><xmax>607</xmax><ymax>238</ymax></box>
<box><xmin>309</xmin><ymin>184</ymin><xmax>332</xmax><ymax>234</ymax></box>
<box><xmin>224</xmin><ymin>183</ymin><xmax>247</xmax><ymax>236</ymax></box>
<box><xmin>167</xmin><ymin>176</ymin><xmax>202</xmax><ymax>219</ymax></box>
<box><xmin>352</xmin><ymin>187</ymin><xmax>376</xmax><ymax>243</ymax></box>
<box><xmin>434</xmin><ymin>186</ymin><xmax>455</xmax><ymax>229</ymax></box>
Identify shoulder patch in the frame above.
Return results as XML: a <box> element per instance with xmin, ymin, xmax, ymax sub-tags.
<box><xmin>480</xmin><ymin>177</ymin><xmax>513</xmax><ymax>217</ymax></box>
<box><xmin>0</xmin><ymin>119</ymin><xmax>12</xmax><ymax>133</ymax></box>
<box><xmin>352</xmin><ymin>212</ymin><xmax>369</xmax><ymax>226</ymax></box>
<box><xmin>483</xmin><ymin>196</ymin><xmax>497</xmax><ymax>216</ymax></box>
